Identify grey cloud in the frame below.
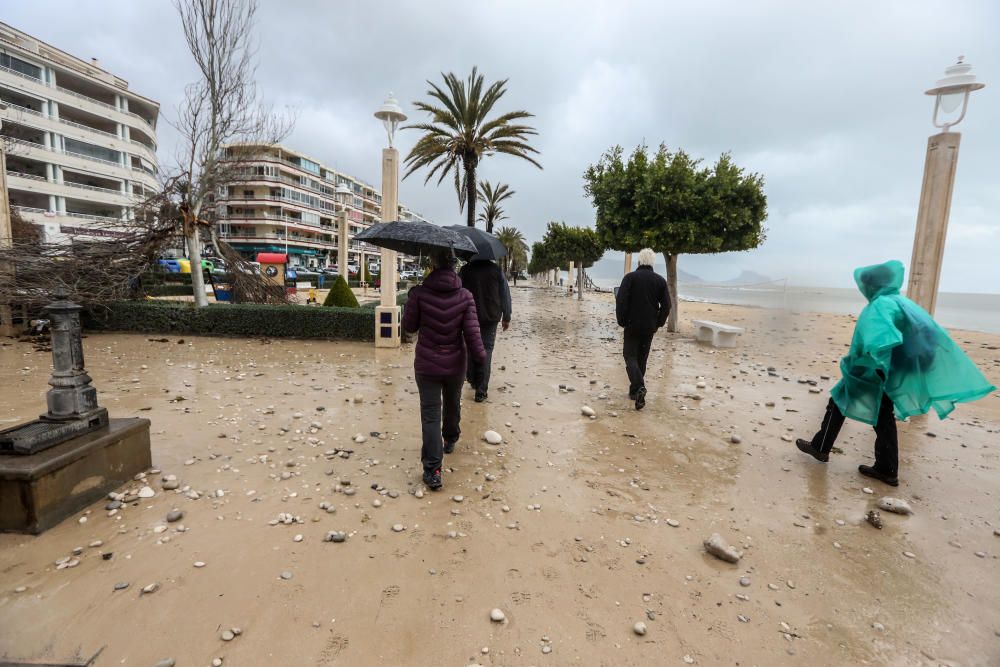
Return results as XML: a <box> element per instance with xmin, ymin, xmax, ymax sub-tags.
<box><xmin>5</xmin><ymin>0</ymin><xmax>998</xmax><ymax>291</ymax></box>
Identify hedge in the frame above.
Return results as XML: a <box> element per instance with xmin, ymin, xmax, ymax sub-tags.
<box><xmin>84</xmin><ymin>301</ymin><xmax>374</xmax><ymax>341</ymax></box>
<box><xmin>146</xmin><ymin>284</ymin><xmax>194</xmax><ymax>297</ymax></box>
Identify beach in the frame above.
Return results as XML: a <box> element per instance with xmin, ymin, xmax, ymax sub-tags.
<box><xmin>1</xmin><ymin>284</ymin><xmax>998</xmax><ymax>666</ymax></box>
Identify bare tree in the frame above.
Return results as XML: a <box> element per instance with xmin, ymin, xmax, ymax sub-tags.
<box><xmin>172</xmin><ymin>0</ymin><xmax>293</xmax><ymax>307</ymax></box>
<box><xmin>0</xmin><ymin>196</ymin><xmax>178</xmax><ymax>313</ymax></box>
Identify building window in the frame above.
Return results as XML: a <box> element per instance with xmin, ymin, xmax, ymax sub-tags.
<box><xmin>0</xmin><ymin>53</ymin><xmax>42</xmax><ymax>80</ymax></box>
<box><xmin>64</xmin><ymin>138</ymin><xmax>120</xmax><ymax>163</ymax></box>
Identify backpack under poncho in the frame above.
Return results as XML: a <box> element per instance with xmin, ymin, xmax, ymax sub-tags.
<box><xmin>830</xmin><ymin>260</ymin><xmax>996</xmax><ymax>425</ymax></box>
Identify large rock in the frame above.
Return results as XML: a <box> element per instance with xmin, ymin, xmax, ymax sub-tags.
<box><xmin>703</xmin><ymin>533</ymin><xmax>742</xmax><ymax>563</ymax></box>
<box><xmin>876</xmin><ymin>497</ymin><xmax>913</xmax><ymax>515</ymax></box>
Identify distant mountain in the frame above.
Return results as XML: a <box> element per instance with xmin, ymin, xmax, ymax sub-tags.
<box><xmin>677</xmin><ymin>268</ymin><xmax>704</xmax><ymax>283</ymax></box>
<box><xmin>722</xmin><ymin>270</ymin><xmax>774</xmax><ymax>286</ymax></box>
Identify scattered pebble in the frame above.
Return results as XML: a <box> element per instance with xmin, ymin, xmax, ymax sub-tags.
<box><xmin>490</xmin><ymin>608</ymin><xmax>506</xmax><ymax>622</ymax></box>
<box><xmin>484</xmin><ymin>430</ymin><xmax>503</xmax><ymax>445</ymax></box>
<box><xmin>633</xmin><ymin>621</ymin><xmax>647</xmax><ymax>636</ymax></box>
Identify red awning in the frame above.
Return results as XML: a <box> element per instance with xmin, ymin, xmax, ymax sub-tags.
<box><xmin>256</xmin><ymin>253</ymin><xmax>288</xmax><ymax>264</ymax></box>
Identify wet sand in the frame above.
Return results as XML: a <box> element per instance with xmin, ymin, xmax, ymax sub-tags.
<box><xmin>1</xmin><ymin>285</ymin><xmax>998</xmax><ymax>666</ymax></box>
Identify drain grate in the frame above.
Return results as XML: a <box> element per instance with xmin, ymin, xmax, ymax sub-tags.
<box><xmin>0</xmin><ymin>409</ymin><xmax>109</xmax><ymax>455</ymax></box>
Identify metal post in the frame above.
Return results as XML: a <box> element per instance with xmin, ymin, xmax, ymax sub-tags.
<box><xmin>0</xmin><ymin>113</ymin><xmax>16</xmax><ymax>337</ymax></box>
<box><xmin>907</xmin><ymin>132</ymin><xmax>961</xmax><ymax>315</ymax></box>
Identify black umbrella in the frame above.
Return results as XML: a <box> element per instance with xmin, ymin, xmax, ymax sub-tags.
<box><xmin>445</xmin><ymin>226</ymin><xmax>507</xmax><ymax>262</ymax></box>
<box><xmin>354</xmin><ymin>221</ymin><xmax>478</xmax><ymax>258</ymax></box>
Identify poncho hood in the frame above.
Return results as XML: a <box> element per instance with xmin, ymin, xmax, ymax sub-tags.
<box><xmin>854</xmin><ymin>260</ymin><xmax>904</xmax><ymax>302</ymax></box>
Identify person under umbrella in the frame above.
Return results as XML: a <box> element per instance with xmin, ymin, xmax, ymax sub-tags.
<box><xmin>402</xmin><ymin>247</ymin><xmax>486</xmax><ymax>490</ymax></box>
<box><xmin>459</xmin><ymin>257</ymin><xmax>512</xmax><ymax>402</ymax></box>
<box><xmin>796</xmin><ymin>260</ymin><xmax>995</xmax><ymax>486</ymax></box>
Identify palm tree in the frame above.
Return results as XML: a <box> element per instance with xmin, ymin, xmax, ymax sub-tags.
<box><xmin>496</xmin><ymin>225</ymin><xmax>528</xmax><ymax>283</ymax></box>
<box><xmin>477</xmin><ymin>181</ymin><xmax>515</xmax><ymax>233</ymax></box>
<box><xmin>403</xmin><ymin>67</ymin><xmax>541</xmax><ymax>227</ymax></box>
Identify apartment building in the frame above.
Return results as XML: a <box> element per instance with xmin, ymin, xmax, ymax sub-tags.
<box><xmin>0</xmin><ymin>22</ymin><xmax>159</xmax><ymax>242</ymax></box>
<box><xmin>217</xmin><ymin>144</ymin><xmax>431</xmax><ymax>270</ymax></box>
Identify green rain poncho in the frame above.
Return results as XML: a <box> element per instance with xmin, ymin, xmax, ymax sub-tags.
<box><xmin>831</xmin><ymin>260</ymin><xmax>995</xmax><ymax>425</ymax></box>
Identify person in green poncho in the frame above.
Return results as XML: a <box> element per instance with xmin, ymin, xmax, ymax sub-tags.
<box><xmin>796</xmin><ymin>260</ymin><xmax>995</xmax><ymax>487</ymax></box>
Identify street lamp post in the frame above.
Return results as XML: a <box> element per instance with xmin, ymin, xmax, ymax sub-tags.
<box><xmin>336</xmin><ymin>183</ymin><xmax>351</xmax><ymax>280</ymax></box>
<box><xmin>373</xmin><ymin>93</ymin><xmax>406</xmax><ymax>347</ymax></box>
<box><xmin>908</xmin><ymin>57</ymin><xmax>986</xmax><ymax>315</ymax></box>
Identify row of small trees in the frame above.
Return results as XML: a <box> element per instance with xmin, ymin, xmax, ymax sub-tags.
<box><xmin>523</xmin><ymin>145</ymin><xmax>767</xmax><ymax>329</ymax></box>
<box><xmin>527</xmin><ymin>222</ymin><xmax>605</xmax><ymax>300</ymax></box>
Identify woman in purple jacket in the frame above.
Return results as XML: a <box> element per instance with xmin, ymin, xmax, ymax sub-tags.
<box><xmin>403</xmin><ymin>248</ymin><xmax>486</xmax><ymax>490</ymax></box>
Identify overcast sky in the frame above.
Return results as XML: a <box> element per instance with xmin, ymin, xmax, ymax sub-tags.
<box><xmin>7</xmin><ymin>1</ymin><xmax>998</xmax><ymax>291</ymax></box>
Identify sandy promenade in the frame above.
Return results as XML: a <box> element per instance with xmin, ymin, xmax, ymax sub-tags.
<box><xmin>1</xmin><ymin>284</ymin><xmax>998</xmax><ymax>666</ymax></box>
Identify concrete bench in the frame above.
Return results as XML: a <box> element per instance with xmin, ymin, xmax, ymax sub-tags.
<box><xmin>692</xmin><ymin>319</ymin><xmax>744</xmax><ymax>348</ymax></box>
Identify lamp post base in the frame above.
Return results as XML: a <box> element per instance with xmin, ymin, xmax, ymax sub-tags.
<box><xmin>375</xmin><ymin>305</ymin><xmax>401</xmax><ymax>348</ymax></box>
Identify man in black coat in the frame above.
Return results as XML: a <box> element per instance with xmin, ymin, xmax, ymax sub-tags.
<box><xmin>459</xmin><ymin>258</ymin><xmax>512</xmax><ymax>402</ymax></box>
<box><xmin>615</xmin><ymin>248</ymin><xmax>671</xmax><ymax>410</ymax></box>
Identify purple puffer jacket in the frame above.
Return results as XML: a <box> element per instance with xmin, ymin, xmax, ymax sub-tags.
<box><xmin>403</xmin><ymin>269</ymin><xmax>486</xmax><ymax>377</ymax></box>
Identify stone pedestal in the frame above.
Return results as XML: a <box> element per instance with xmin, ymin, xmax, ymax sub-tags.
<box><xmin>0</xmin><ymin>418</ymin><xmax>151</xmax><ymax>534</ymax></box>
<box><xmin>375</xmin><ymin>305</ymin><xmax>401</xmax><ymax>348</ymax></box>
<box><xmin>908</xmin><ymin>131</ymin><xmax>961</xmax><ymax>316</ymax></box>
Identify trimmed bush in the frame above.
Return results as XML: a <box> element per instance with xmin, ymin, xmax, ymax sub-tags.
<box><xmin>323</xmin><ymin>275</ymin><xmax>360</xmax><ymax>308</ymax></box>
<box><xmin>85</xmin><ymin>301</ymin><xmax>374</xmax><ymax>341</ymax></box>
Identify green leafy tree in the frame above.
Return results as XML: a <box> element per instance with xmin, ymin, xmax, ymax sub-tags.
<box><xmin>322</xmin><ymin>275</ymin><xmax>360</xmax><ymax>308</ymax></box>
<box><xmin>496</xmin><ymin>225</ymin><xmax>528</xmax><ymax>284</ymax></box>
<box><xmin>539</xmin><ymin>222</ymin><xmax>605</xmax><ymax>300</ymax></box>
<box><xmin>404</xmin><ymin>67</ymin><xmax>541</xmax><ymax>227</ymax></box>
<box><xmin>584</xmin><ymin>144</ymin><xmax>767</xmax><ymax>330</ymax></box>
<box><xmin>477</xmin><ymin>181</ymin><xmax>515</xmax><ymax>233</ymax></box>
<box><xmin>527</xmin><ymin>241</ymin><xmax>556</xmax><ymax>278</ymax></box>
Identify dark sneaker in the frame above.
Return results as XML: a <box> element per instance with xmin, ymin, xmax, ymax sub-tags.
<box><xmin>858</xmin><ymin>464</ymin><xmax>898</xmax><ymax>487</ymax></box>
<box><xmin>474</xmin><ymin>391</ymin><xmax>487</xmax><ymax>403</ymax></box>
<box><xmin>423</xmin><ymin>469</ymin><xmax>442</xmax><ymax>490</ymax></box>
<box><xmin>635</xmin><ymin>387</ymin><xmax>647</xmax><ymax>411</ymax></box>
<box><xmin>796</xmin><ymin>439</ymin><xmax>829</xmax><ymax>463</ymax></box>
<box><xmin>443</xmin><ymin>440</ymin><xmax>456</xmax><ymax>455</ymax></box>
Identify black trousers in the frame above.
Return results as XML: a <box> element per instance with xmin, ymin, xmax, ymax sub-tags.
<box><xmin>466</xmin><ymin>321</ymin><xmax>499</xmax><ymax>394</ymax></box>
<box><xmin>415</xmin><ymin>373</ymin><xmax>463</xmax><ymax>474</ymax></box>
<box><xmin>623</xmin><ymin>330</ymin><xmax>654</xmax><ymax>396</ymax></box>
<box><xmin>810</xmin><ymin>395</ymin><xmax>898</xmax><ymax>476</ymax></box>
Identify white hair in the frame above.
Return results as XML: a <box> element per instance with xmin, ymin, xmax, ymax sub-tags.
<box><xmin>637</xmin><ymin>248</ymin><xmax>656</xmax><ymax>267</ymax></box>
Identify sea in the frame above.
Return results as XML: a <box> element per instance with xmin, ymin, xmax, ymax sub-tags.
<box><xmin>588</xmin><ymin>278</ymin><xmax>1000</xmax><ymax>334</ymax></box>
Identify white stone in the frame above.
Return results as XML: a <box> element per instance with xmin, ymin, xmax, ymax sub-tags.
<box><xmin>581</xmin><ymin>406</ymin><xmax>596</xmax><ymax>417</ymax></box>
<box><xmin>633</xmin><ymin>621</ymin><xmax>647</xmax><ymax>636</ymax></box>
<box><xmin>138</xmin><ymin>486</ymin><xmax>155</xmax><ymax>499</ymax></box>
<box><xmin>876</xmin><ymin>497</ymin><xmax>913</xmax><ymax>515</ymax></box>
<box><xmin>703</xmin><ymin>533</ymin><xmax>741</xmax><ymax>563</ymax></box>
<box><xmin>484</xmin><ymin>431</ymin><xmax>503</xmax><ymax>445</ymax></box>
<box><xmin>490</xmin><ymin>608</ymin><xmax>506</xmax><ymax>622</ymax></box>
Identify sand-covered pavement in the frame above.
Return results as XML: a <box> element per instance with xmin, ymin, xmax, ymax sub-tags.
<box><xmin>1</xmin><ymin>285</ymin><xmax>998</xmax><ymax>666</ymax></box>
